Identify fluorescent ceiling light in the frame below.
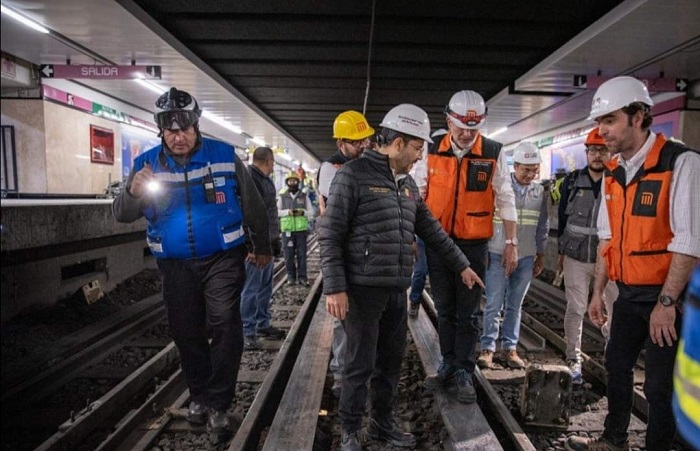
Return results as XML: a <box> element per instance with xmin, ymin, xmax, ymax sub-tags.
<box><xmin>250</xmin><ymin>137</ymin><xmax>266</xmax><ymax>146</ymax></box>
<box><xmin>1</xmin><ymin>5</ymin><xmax>49</xmax><ymax>34</ymax></box>
<box><xmin>277</xmin><ymin>153</ymin><xmax>293</xmax><ymax>161</ymax></box>
<box><xmin>201</xmin><ymin>111</ymin><xmax>242</xmax><ymax>135</ymax></box>
<box><xmin>134</xmin><ymin>78</ymin><xmax>164</xmax><ymax>95</ymax></box>
<box><xmin>485</xmin><ymin>127</ymin><xmax>508</xmax><ymax>138</ymax></box>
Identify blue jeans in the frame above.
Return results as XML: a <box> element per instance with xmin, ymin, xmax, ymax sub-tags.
<box><xmin>240</xmin><ymin>260</ymin><xmax>274</xmax><ymax>337</ymax></box>
<box><xmin>409</xmin><ymin>237</ymin><xmax>428</xmax><ymax>304</ymax></box>
<box><xmin>480</xmin><ymin>252</ymin><xmax>534</xmax><ymax>352</ymax></box>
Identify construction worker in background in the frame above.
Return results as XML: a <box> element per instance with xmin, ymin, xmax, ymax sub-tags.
<box><xmin>566</xmin><ymin>76</ymin><xmax>700</xmax><ymax>451</ymax></box>
<box><xmin>320</xmin><ymin>104</ymin><xmax>482</xmax><ymax>451</ymax></box>
<box><xmin>318</xmin><ymin>111</ymin><xmax>376</xmax><ymax>215</ymax></box>
<box><xmin>416</xmin><ymin>90</ymin><xmax>518</xmax><ymax>404</ymax></box>
<box><xmin>318</xmin><ymin>110</ymin><xmax>376</xmax><ymax>398</ymax></box>
<box><xmin>673</xmin><ymin>263</ymin><xmax>700</xmax><ymax>450</ymax></box>
<box><xmin>477</xmin><ymin>142</ymin><xmax>549</xmax><ymax>370</ymax></box>
<box><xmin>407</xmin><ymin>128</ymin><xmax>447</xmax><ymax>318</ymax></box>
<box><xmin>557</xmin><ymin>128</ymin><xmax>618</xmax><ymax>385</ymax></box>
<box><xmin>278</xmin><ymin>172</ymin><xmax>314</xmax><ymax>286</ymax></box>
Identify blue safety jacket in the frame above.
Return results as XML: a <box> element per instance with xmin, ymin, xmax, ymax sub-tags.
<box><xmin>133</xmin><ymin>138</ymin><xmax>245</xmax><ymax>259</ymax></box>
<box><xmin>674</xmin><ymin>264</ymin><xmax>700</xmax><ymax>448</ymax></box>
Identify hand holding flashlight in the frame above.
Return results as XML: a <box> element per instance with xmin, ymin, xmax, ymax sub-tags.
<box><xmin>129</xmin><ymin>163</ymin><xmax>157</xmax><ymax>198</ymax></box>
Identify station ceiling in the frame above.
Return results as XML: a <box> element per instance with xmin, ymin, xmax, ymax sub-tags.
<box><xmin>2</xmin><ymin>0</ymin><xmax>699</xmax><ymax>167</ymax></box>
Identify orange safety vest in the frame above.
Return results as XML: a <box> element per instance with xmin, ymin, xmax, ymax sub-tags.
<box><xmin>602</xmin><ymin>134</ymin><xmax>691</xmax><ymax>285</ymax></box>
<box><xmin>425</xmin><ymin>133</ymin><xmax>501</xmax><ymax>240</ymax></box>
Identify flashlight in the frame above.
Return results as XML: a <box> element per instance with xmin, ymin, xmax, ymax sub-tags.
<box><xmin>147</xmin><ymin>180</ymin><xmax>161</xmax><ymax>193</ymax></box>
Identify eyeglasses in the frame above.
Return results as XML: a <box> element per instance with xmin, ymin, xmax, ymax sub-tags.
<box><xmin>586</xmin><ymin>147</ymin><xmax>610</xmax><ymax>156</ymax></box>
<box><xmin>342</xmin><ymin>138</ymin><xmax>367</xmax><ymax>148</ymax></box>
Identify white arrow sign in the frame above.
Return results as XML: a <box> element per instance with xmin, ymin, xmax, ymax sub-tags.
<box><xmin>40</xmin><ymin>64</ymin><xmax>54</xmax><ymax>77</ymax></box>
<box><xmin>676</xmin><ymin>79</ymin><xmax>688</xmax><ymax>92</ymax></box>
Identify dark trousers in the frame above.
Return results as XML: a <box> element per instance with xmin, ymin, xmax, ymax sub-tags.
<box><xmin>603</xmin><ymin>283</ymin><xmax>682</xmax><ymax>450</ymax></box>
<box><xmin>157</xmin><ymin>246</ymin><xmax>247</xmax><ymax>411</ymax></box>
<box><xmin>283</xmin><ymin>231</ymin><xmax>308</xmax><ymax>281</ymax></box>
<box><xmin>339</xmin><ymin>285</ymin><xmax>408</xmax><ymax>432</ymax></box>
<box><xmin>427</xmin><ymin>241</ymin><xmax>487</xmax><ymax>373</ymax></box>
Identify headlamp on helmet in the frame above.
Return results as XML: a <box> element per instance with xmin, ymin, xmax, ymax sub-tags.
<box><xmin>154</xmin><ymin>87</ymin><xmax>202</xmax><ymax>131</ymax></box>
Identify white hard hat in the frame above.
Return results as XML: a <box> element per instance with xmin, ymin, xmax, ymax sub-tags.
<box><xmin>445</xmin><ymin>90</ymin><xmax>487</xmax><ymax>129</ymax></box>
<box><xmin>380</xmin><ymin>104</ymin><xmax>433</xmax><ymax>143</ymax></box>
<box><xmin>513</xmin><ymin>142</ymin><xmax>541</xmax><ymax>164</ymax></box>
<box><xmin>588</xmin><ymin>76</ymin><xmax>654</xmax><ymax>120</ymax></box>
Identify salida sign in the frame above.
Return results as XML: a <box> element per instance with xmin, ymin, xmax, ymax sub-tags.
<box><xmin>39</xmin><ymin>64</ymin><xmax>161</xmax><ymax>80</ymax></box>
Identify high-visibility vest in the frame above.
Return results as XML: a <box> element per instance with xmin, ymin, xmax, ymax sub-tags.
<box><xmin>602</xmin><ymin>134</ymin><xmax>691</xmax><ymax>285</ymax></box>
<box><xmin>425</xmin><ymin>133</ymin><xmax>501</xmax><ymax>240</ymax></box>
<box><xmin>673</xmin><ymin>264</ymin><xmax>700</xmax><ymax>449</ymax></box>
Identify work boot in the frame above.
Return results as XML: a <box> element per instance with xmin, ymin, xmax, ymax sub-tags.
<box><xmin>367</xmin><ymin>416</ymin><xmax>416</xmax><ymax>448</ymax></box>
<box><xmin>567</xmin><ymin>359</ymin><xmax>583</xmax><ymax>385</ymax></box>
<box><xmin>476</xmin><ymin>350</ymin><xmax>494</xmax><ymax>369</ymax></box>
<box><xmin>287</xmin><ymin>277</ymin><xmax>297</xmax><ymax>286</ymax></box>
<box><xmin>408</xmin><ymin>302</ymin><xmax>420</xmax><ymax>318</ymax></box>
<box><xmin>186</xmin><ymin>401</ymin><xmax>207</xmax><ymax>424</ymax></box>
<box><xmin>424</xmin><ymin>361</ymin><xmax>455</xmax><ymax>390</ymax></box>
<box><xmin>505</xmin><ymin>350</ymin><xmax>526</xmax><ymax>369</ymax></box>
<box><xmin>453</xmin><ymin>368</ymin><xmax>477</xmax><ymax>404</ymax></box>
<box><xmin>299</xmin><ymin>278</ymin><xmax>310</xmax><ymax>287</ymax></box>
<box><xmin>258</xmin><ymin>326</ymin><xmax>285</xmax><ymax>339</ymax></box>
<box><xmin>565</xmin><ymin>435</ymin><xmax>629</xmax><ymax>451</ymax></box>
<box><xmin>340</xmin><ymin>430</ymin><xmax>363</xmax><ymax>451</ymax></box>
<box><xmin>244</xmin><ymin>335</ymin><xmax>260</xmax><ymax>350</ymax></box>
<box><xmin>206</xmin><ymin>409</ymin><xmax>231</xmax><ymax>434</ymax></box>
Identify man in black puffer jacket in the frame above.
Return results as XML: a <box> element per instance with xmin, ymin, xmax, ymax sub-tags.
<box><xmin>320</xmin><ymin>104</ymin><xmax>484</xmax><ymax>451</ymax></box>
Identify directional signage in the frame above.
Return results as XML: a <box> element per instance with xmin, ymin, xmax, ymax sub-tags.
<box><xmin>39</xmin><ymin>64</ymin><xmax>161</xmax><ymax>80</ymax></box>
<box><xmin>573</xmin><ymin>75</ymin><xmax>688</xmax><ymax>92</ymax></box>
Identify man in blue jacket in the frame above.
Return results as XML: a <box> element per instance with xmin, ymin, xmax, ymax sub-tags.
<box><xmin>113</xmin><ymin>87</ymin><xmax>271</xmax><ymax>436</ymax></box>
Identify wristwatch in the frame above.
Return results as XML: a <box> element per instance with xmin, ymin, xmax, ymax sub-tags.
<box><xmin>505</xmin><ymin>237</ymin><xmax>519</xmax><ymax>246</ymax></box>
<box><xmin>658</xmin><ymin>294</ymin><xmax>677</xmax><ymax>307</ymax></box>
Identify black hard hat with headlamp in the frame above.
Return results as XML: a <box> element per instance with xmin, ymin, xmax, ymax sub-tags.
<box><xmin>154</xmin><ymin>87</ymin><xmax>202</xmax><ymax>131</ymax></box>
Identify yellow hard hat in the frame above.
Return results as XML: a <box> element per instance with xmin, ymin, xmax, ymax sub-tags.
<box><xmin>285</xmin><ymin>171</ymin><xmax>300</xmax><ymax>182</ymax></box>
<box><xmin>332</xmin><ymin>110</ymin><xmax>375</xmax><ymax>140</ymax></box>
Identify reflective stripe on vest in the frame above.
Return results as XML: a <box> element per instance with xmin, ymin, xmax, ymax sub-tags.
<box><xmin>566</xmin><ymin>223</ymin><xmax>597</xmax><ymax>235</ymax></box>
<box><xmin>425</xmin><ymin>133</ymin><xmax>500</xmax><ymax>240</ymax></box>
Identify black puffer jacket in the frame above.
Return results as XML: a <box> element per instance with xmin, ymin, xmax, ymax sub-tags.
<box><xmin>320</xmin><ymin>149</ymin><xmax>470</xmax><ymax>295</ymax></box>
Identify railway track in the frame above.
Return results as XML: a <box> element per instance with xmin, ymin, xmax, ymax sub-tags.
<box><xmin>1</xmin><ymin>238</ymin><xmax>324</xmax><ymax>451</ymax></box>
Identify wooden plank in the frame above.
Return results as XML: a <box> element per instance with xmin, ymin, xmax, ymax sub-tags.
<box><xmin>262</xmin><ymin>297</ymin><xmax>333</xmax><ymax>451</ymax></box>
<box><xmin>407</xmin><ymin>302</ymin><xmax>504</xmax><ymax>451</ymax></box>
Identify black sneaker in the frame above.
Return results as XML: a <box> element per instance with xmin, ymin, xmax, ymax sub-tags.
<box><xmin>244</xmin><ymin>335</ymin><xmax>260</xmax><ymax>350</ymax></box>
<box><xmin>408</xmin><ymin>302</ymin><xmax>420</xmax><ymax>318</ymax></box>
<box><xmin>340</xmin><ymin>430</ymin><xmax>363</xmax><ymax>451</ymax></box>
<box><xmin>186</xmin><ymin>401</ymin><xmax>207</xmax><ymax>424</ymax></box>
<box><xmin>206</xmin><ymin>409</ymin><xmax>231</xmax><ymax>434</ymax></box>
<box><xmin>258</xmin><ymin>326</ymin><xmax>285</xmax><ymax>339</ymax></box>
<box><xmin>299</xmin><ymin>278</ymin><xmax>310</xmax><ymax>287</ymax></box>
<box><xmin>287</xmin><ymin>278</ymin><xmax>297</xmax><ymax>286</ymax></box>
<box><xmin>424</xmin><ymin>361</ymin><xmax>456</xmax><ymax>390</ymax></box>
<box><xmin>367</xmin><ymin>416</ymin><xmax>416</xmax><ymax>448</ymax></box>
<box><xmin>453</xmin><ymin>368</ymin><xmax>477</xmax><ymax>403</ymax></box>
